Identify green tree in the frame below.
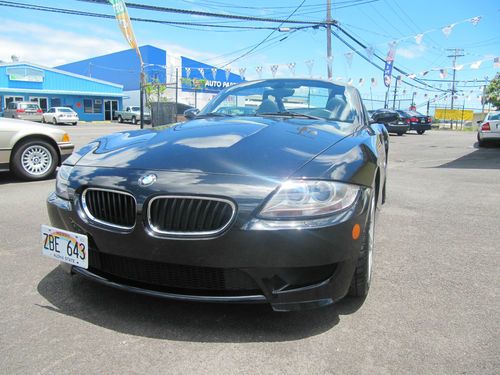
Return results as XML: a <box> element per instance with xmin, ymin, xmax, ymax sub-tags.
<box><xmin>144</xmin><ymin>78</ymin><xmax>169</xmax><ymax>109</ymax></box>
<box><xmin>484</xmin><ymin>73</ymin><xmax>500</xmax><ymax>109</ymax></box>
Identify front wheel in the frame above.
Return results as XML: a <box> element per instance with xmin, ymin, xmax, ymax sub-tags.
<box><xmin>131</xmin><ymin>116</ymin><xmax>137</xmax><ymax>125</ymax></box>
<box><xmin>348</xmin><ymin>191</ymin><xmax>376</xmax><ymax>297</ymax></box>
<box><xmin>11</xmin><ymin>139</ymin><xmax>58</xmax><ymax>181</ymax></box>
<box><xmin>117</xmin><ymin>115</ymin><xmax>123</xmax><ymax>123</ymax></box>
<box><xmin>417</xmin><ymin>130</ymin><xmax>425</xmax><ymax>135</ymax></box>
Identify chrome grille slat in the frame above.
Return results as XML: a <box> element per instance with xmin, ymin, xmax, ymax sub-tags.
<box><xmin>82</xmin><ymin>188</ymin><xmax>136</xmax><ymax>230</ymax></box>
<box><xmin>147</xmin><ymin>196</ymin><xmax>236</xmax><ymax>236</ymax></box>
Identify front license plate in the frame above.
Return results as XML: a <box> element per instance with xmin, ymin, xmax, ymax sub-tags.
<box><xmin>41</xmin><ymin>225</ymin><xmax>88</xmax><ymax>269</ymax></box>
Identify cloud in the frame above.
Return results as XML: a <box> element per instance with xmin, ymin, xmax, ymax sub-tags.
<box><xmin>396</xmin><ymin>44</ymin><xmax>427</xmax><ymax>60</ymax></box>
<box><xmin>0</xmin><ymin>18</ymin><xmax>126</xmax><ymax>66</ymax></box>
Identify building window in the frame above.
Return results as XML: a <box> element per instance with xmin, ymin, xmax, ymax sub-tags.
<box><xmin>84</xmin><ymin>99</ymin><xmax>93</xmax><ymax>113</ymax></box>
<box><xmin>84</xmin><ymin>99</ymin><xmax>103</xmax><ymax>113</ymax></box>
<box><xmin>51</xmin><ymin>98</ymin><xmax>61</xmax><ymax>107</ymax></box>
<box><xmin>93</xmin><ymin>99</ymin><xmax>102</xmax><ymax>113</ymax></box>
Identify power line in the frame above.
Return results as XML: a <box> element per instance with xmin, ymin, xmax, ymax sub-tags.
<box><xmin>76</xmin><ymin>0</ymin><xmax>337</xmax><ymax>25</ymax></box>
<box><xmin>218</xmin><ymin>0</ymin><xmax>307</xmax><ymax>68</ymax></box>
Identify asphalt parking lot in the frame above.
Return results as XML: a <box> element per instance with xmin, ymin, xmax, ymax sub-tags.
<box><xmin>0</xmin><ymin>124</ymin><xmax>498</xmax><ymax>374</ymax></box>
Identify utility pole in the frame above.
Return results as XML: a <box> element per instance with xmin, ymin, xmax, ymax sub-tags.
<box><xmin>446</xmin><ymin>48</ymin><xmax>464</xmax><ymax>129</ymax></box>
<box><xmin>392</xmin><ymin>78</ymin><xmax>399</xmax><ymax>109</ymax></box>
<box><xmin>326</xmin><ymin>0</ymin><xmax>332</xmax><ymax>80</ymax></box>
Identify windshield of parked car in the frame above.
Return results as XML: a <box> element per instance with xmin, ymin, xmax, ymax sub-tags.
<box><xmin>200</xmin><ymin>79</ymin><xmax>359</xmax><ymax>124</ymax></box>
<box><xmin>20</xmin><ymin>103</ymin><xmax>39</xmax><ymax>110</ymax></box>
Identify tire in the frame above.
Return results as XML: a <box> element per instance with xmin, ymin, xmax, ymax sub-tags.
<box><xmin>52</xmin><ymin>117</ymin><xmax>58</xmax><ymax>125</ymax></box>
<box><xmin>131</xmin><ymin>116</ymin><xmax>137</xmax><ymax>125</ymax></box>
<box><xmin>397</xmin><ymin>132</ymin><xmax>404</xmax><ymax>136</ymax></box>
<box><xmin>348</xmin><ymin>190</ymin><xmax>376</xmax><ymax>297</ymax></box>
<box><xmin>41</xmin><ymin>117</ymin><xmax>46</xmax><ymax>124</ymax></box>
<box><xmin>117</xmin><ymin>115</ymin><xmax>123</xmax><ymax>123</ymax></box>
<box><xmin>72</xmin><ymin>122</ymin><xmax>77</xmax><ymax>126</ymax></box>
<box><xmin>11</xmin><ymin>139</ymin><xmax>58</xmax><ymax>181</ymax></box>
<box><xmin>417</xmin><ymin>130</ymin><xmax>425</xmax><ymax>135</ymax></box>
<box><xmin>477</xmin><ymin>133</ymin><xmax>485</xmax><ymax>147</ymax></box>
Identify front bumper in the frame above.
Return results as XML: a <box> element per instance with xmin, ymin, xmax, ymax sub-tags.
<box><xmin>57</xmin><ymin>143</ymin><xmax>75</xmax><ymax>163</ymax></box>
<box><xmin>47</xmin><ymin>187</ymin><xmax>370</xmax><ymax>311</ymax></box>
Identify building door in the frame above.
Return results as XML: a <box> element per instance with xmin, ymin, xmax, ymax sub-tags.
<box><xmin>104</xmin><ymin>100</ymin><xmax>118</xmax><ymax>121</ymax></box>
<box><xmin>29</xmin><ymin>97</ymin><xmax>48</xmax><ymax>112</ymax></box>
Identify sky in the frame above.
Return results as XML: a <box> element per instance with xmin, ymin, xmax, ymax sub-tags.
<box><xmin>0</xmin><ymin>0</ymin><xmax>498</xmax><ymax>110</ymax></box>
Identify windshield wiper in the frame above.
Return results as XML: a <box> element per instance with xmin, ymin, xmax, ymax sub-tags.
<box><xmin>257</xmin><ymin>111</ymin><xmax>323</xmax><ymax>120</ymax></box>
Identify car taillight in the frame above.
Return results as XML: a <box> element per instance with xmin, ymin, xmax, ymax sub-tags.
<box><xmin>481</xmin><ymin>122</ymin><xmax>491</xmax><ymax>131</ymax></box>
<box><xmin>427</xmin><ymin>117</ymin><xmax>432</xmax><ymax>123</ymax></box>
<box><xmin>405</xmin><ymin>119</ymin><xmax>410</xmax><ymax>124</ymax></box>
<box><xmin>37</xmin><ymin>109</ymin><xmax>43</xmax><ymax>113</ymax></box>
<box><xmin>410</xmin><ymin>117</ymin><xmax>418</xmax><ymax>122</ymax></box>
<box><xmin>16</xmin><ymin>109</ymin><xmax>25</xmax><ymax>113</ymax></box>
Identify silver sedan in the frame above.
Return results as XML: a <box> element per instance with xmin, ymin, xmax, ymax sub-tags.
<box><xmin>0</xmin><ymin>117</ymin><xmax>74</xmax><ymax>180</ymax></box>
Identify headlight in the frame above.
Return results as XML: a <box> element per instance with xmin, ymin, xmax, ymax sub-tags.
<box><xmin>56</xmin><ymin>165</ymin><xmax>73</xmax><ymax>200</ymax></box>
<box><xmin>259</xmin><ymin>180</ymin><xmax>360</xmax><ymax>219</ymax></box>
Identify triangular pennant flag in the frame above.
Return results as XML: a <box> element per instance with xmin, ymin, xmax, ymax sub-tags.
<box><xmin>402</xmin><ymin>89</ymin><xmax>407</xmax><ymax>95</ymax></box>
<box><xmin>238</xmin><ymin>67</ymin><xmax>246</xmax><ymax>80</ymax></box>
<box><xmin>287</xmin><ymin>62</ymin><xmax>296</xmax><ymax>76</ymax></box>
<box><xmin>185</xmin><ymin>67</ymin><xmax>191</xmax><ymax>78</ymax></box>
<box><xmin>439</xmin><ymin>69</ymin><xmax>448</xmax><ymax>79</ymax></box>
<box><xmin>344</xmin><ymin>52</ymin><xmax>354</xmax><ymax>68</ymax></box>
<box><xmin>211</xmin><ymin>67</ymin><xmax>217</xmax><ymax>80</ymax></box>
<box><xmin>197</xmin><ymin>68</ymin><xmax>205</xmax><ymax>79</ymax></box>
<box><xmin>454</xmin><ymin>64</ymin><xmax>464</xmax><ymax>71</ymax></box>
<box><xmin>407</xmin><ymin>73</ymin><xmax>417</xmax><ymax>79</ymax></box>
<box><xmin>371</xmin><ymin>77</ymin><xmax>377</xmax><ymax>87</ymax></box>
<box><xmin>358</xmin><ymin>78</ymin><xmax>364</xmax><ymax>87</ymax></box>
<box><xmin>414</xmin><ymin>33</ymin><xmax>424</xmax><ymax>45</ymax></box>
<box><xmin>347</xmin><ymin>78</ymin><xmax>353</xmax><ymax>85</ymax></box>
<box><xmin>442</xmin><ymin>24</ymin><xmax>455</xmax><ymax>37</ymax></box>
<box><xmin>470</xmin><ymin>16</ymin><xmax>481</xmax><ymax>26</ymax></box>
<box><xmin>420</xmin><ymin>71</ymin><xmax>429</xmax><ymax>76</ymax></box>
<box><xmin>224</xmin><ymin>67</ymin><xmax>231</xmax><ymax>81</ymax></box>
<box><xmin>270</xmin><ymin>64</ymin><xmax>279</xmax><ymax>78</ymax></box>
<box><xmin>305</xmin><ymin>60</ymin><xmax>314</xmax><ymax>77</ymax></box>
<box><xmin>255</xmin><ymin>66</ymin><xmax>263</xmax><ymax>78</ymax></box>
<box><xmin>494</xmin><ymin>57</ymin><xmax>500</xmax><ymax>68</ymax></box>
<box><xmin>470</xmin><ymin>60</ymin><xmax>482</xmax><ymax>69</ymax></box>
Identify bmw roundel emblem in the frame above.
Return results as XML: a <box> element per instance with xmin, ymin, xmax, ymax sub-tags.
<box><xmin>138</xmin><ymin>173</ymin><xmax>157</xmax><ymax>187</ymax></box>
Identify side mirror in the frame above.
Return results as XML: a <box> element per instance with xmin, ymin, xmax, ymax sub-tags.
<box><xmin>476</xmin><ymin>120</ymin><xmax>482</xmax><ymax>124</ymax></box>
<box><xmin>371</xmin><ymin>111</ymin><xmax>399</xmax><ymax>124</ymax></box>
<box><xmin>184</xmin><ymin>108</ymin><xmax>200</xmax><ymax>120</ymax></box>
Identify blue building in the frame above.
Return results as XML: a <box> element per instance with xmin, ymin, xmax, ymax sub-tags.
<box><xmin>0</xmin><ymin>62</ymin><xmax>124</xmax><ymax>121</ymax></box>
<box><xmin>56</xmin><ymin>45</ymin><xmax>166</xmax><ymax>106</ymax></box>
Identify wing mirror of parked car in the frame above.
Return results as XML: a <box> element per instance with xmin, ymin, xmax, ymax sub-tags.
<box><xmin>184</xmin><ymin>108</ymin><xmax>200</xmax><ymax>120</ymax></box>
<box><xmin>370</xmin><ymin>111</ymin><xmax>399</xmax><ymax>124</ymax></box>
<box><xmin>476</xmin><ymin>120</ymin><xmax>483</xmax><ymax>124</ymax></box>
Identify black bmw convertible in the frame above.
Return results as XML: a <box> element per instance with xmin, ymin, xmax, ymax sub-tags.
<box><xmin>42</xmin><ymin>78</ymin><xmax>397</xmax><ymax>312</ymax></box>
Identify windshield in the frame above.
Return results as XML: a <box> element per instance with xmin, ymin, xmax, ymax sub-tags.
<box><xmin>200</xmin><ymin>79</ymin><xmax>359</xmax><ymax>123</ymax></box>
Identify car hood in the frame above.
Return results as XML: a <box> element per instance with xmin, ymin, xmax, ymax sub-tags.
<box><xmin>74</xmin><ymin>116</ymin><xmax>349</xmax><ymax>178</ymax></box>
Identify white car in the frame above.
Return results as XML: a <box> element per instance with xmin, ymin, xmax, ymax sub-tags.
<box><xmin>477</xmin><ymin>112</ymin><xmax>500</xmax><ymax>147</ymax></box>
<box><xmin>42</xmin><ymin>107</ymin><xmax>79</xmax><ymax>125</ymax></box>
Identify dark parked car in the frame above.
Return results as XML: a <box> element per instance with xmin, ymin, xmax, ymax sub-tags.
<box><xmin>42</xmin><ymin>78</ymin><xmax>396</xmax><ymax>312</ymax></box>
<box><xmin>396</xmin><ymin>110</ymin><xmax>432</xmax><ymax>134</ymax></box>
<box><xmin>368</xmin><ymin>109</ymin><xmax>407</xmax><ymax>135</ymax></box>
